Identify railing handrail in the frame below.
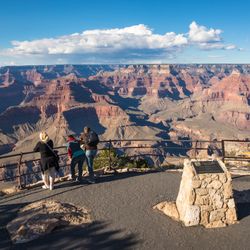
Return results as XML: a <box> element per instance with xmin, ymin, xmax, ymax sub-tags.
<box><xmin>0</xmin><ymin>138</ymin><xmax>249</xmax><ymax>188</ymax></box>
<box><xmin>222</xmin><ymin>139</ymin><xmax>250</xmax><ymax>143</ymax></box>
<box><xmin>0</xmin><ymin>138</ymin><xmax>249</xmax><ymax>161</ymax></box>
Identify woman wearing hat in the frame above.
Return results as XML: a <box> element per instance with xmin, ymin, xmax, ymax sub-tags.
<box><xmin>34</xmin><ymin>132</ymin><xmax>58</xmax><ymax>190</ymax></box>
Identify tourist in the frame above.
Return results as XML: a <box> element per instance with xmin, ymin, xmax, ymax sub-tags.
<box><xmin>34</xmin><ymin>132</ymin><xmax>59</xmax><ymax>190</ymax></box>
<box><xmin>80</xmin><ymin>127</ymin><xmax>99</xmax><ymax>184</ymax></box>
<box><xmin>66</xmin><ymin>135</ymin><xmax>85</xmax><ymax>182</ymax></box>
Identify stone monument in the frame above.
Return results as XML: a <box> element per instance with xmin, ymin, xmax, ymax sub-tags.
<box><xmin>154</xmin><ymin>159</ymin><xmax>238</xmax><ymax>228</ymax></box>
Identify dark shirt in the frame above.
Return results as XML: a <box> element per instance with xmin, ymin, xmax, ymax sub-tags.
<box><xmin>34</xmin><ymin>140</ymin><xmax>54</xmax><ymax>159</ymax></box>
<box><xmin>80</xmin><ymin>132</ymin><xmax>98</xmax><ymax>150</ymax></box>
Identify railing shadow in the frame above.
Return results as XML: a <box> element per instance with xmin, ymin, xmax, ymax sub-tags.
<box><xmin>94</xmin><ymin>170</ymin><xmax>161</xmax><ymax>184</ymax></box>
<box><xmin>0</xmin><ymin>181</ymin><xmax>87</xmax><ymax>206</ymax></box>
<box><xmin>0</xmin><ymin>187</ymin><xmax>45</xmax><ymax>205</ymax></box>
<box><xmin>0</xmin><ymin>171</ymin><xmax>162</xmax><ymax>206</ymax></box>
<box><xmin>57</xmin><ymin>170</ymin><xmax>161</xmax><ymax>189</ymax></box>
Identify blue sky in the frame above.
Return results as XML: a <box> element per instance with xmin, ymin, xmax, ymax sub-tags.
<box><xmin>0</xmin><ymin>0</ymin><xmax>249</xmax><ymax>65</ymax></box>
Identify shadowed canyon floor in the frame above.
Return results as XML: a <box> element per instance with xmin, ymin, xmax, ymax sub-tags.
<box><xmin>0</xmin><ymin>64</ymin><xmax>249</xmax><ymax>157</ymax></box>
<box><xmin>1</xmin><ymin>172</ymin><xmax>250</xmax><ymax>250</ymax></box>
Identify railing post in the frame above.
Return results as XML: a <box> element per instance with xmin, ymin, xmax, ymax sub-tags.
<box><xmin>221</xmin><ymin>140</ymin><xmax>225</xmax><ymax>163</ymax></box>
<box><xmin>108</xmin><ymin>139</ymin><xmax>112</xmax><ymax>170</ymax></box>
<box><xmin>17</xmin><ymin>153</ymin><xmax>23</xmax><ymax>189</ymax></box>
<box><xmin>194</xmin><ymin>140</ymin><xmax>198</xmax><ymax>158</ymax></box>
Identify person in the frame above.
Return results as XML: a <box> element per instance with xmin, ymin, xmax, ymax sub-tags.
<box><xmin>207</xmin><ymin>139</ymin><xmax>221</xmax><ymax>158</ymax></box>
<box><xmin>80</xmin><ymin>127</ymin><xmax>99</xmax><ymax>183</ymax></box>
<box><xmin>66</xmin><ymin>135</ymin><xmax>85</xmax><ymax>182</ymax></box>
<box><xmin>34</xmin><ymin>132</ymin><xmax>59</xmax><ymax>190</ymax></box>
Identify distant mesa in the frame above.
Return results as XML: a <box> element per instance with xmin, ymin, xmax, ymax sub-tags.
<box><xmin>0</xmin><ymin>64</ymin><xmax>249</xmax><ymax>155</ymax></box>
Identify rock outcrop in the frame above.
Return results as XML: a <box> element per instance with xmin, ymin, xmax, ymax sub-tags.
<box><xmin>6</xmin><ymin>200</ymin><xmax>92</xmax><ymax>244</ymax></box>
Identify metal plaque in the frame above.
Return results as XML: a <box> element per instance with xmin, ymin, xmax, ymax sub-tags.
<box><xmin>192</xmin><ymin>161</ymin><xmax>224</xmax><ymax>174</ymax></box>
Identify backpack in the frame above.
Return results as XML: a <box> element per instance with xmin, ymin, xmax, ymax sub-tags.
<box><xmin>87</xmin><ymin>131</ymin><xmax>99</xmax><ymax>147</ymax></box>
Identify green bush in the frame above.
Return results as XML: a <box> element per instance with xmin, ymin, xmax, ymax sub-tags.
<box><xmin>94</xmin><ymin>149</ymin><xmax>148</xmax><ymax>170</ymax></box>
<box><xmin>93</xmin><ymin>149</ymin><xmax>116</xmax><ymax>169</ymax></box>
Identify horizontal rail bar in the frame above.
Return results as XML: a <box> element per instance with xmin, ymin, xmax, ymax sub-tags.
<box><xmin>222</xmin><ymin>140</ymin><xmax>250</xmax><ymax>143</ymax></box>
<box><xmin>0</xmin><ymin>138</ymin><xmax>249</xmax><ymax>184</ymax></box>
<box><xmin>0</xmin><ymin>139</ymin><xmax>226</xmax><ymax>160</ymax></box>
<box><xmin>224</xmin><ymin>156</ymin><xmax>250</xmax><ymax>160</ymax></box>
<box><xmin>111</xmin><ymin>146</ymin><xmax>208</xmax><ymax>150</ymax></box>
<box><xmin>2</xmin><ymin>138</ymin><xmax>249</xmax><ymax>161</ymax></box>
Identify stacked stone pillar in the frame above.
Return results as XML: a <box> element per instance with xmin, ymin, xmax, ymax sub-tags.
<box><xmin>154</xmin><ymin>159</ymin><xmax>238</xmax><ymax>228</ymax></box>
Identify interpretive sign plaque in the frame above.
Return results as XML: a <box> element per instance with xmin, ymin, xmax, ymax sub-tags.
<box><xmin>192</xmin><ymin>161</ymin><xmax>224</xmax><ymax>174</ymax></box>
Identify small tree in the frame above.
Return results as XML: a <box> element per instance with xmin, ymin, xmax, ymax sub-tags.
<box><xmin>94</xmin><ymin>149</ymin><xmax>116</xmax><ymax>169</ymax></box>
<box><xmin>94</xmin><ymin>149</ymin><xmax>149</xmax><ymax>170</ymax></box>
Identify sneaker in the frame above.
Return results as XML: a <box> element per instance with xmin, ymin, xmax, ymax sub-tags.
<box><xmin>87</xmin><ymin>178</ymin><xmax>96</xmax><ymax>184</ymax></box>
<box><xmin>68</xmin><ymin>176</ymin><xmax>75</xmax><ymax>181</ymax></box>
<box><xmin>76</xmin><ymin>177</ymin><xmax>82</xmax><ymax>182</ymax></box>
<box><xmin>42</xmin><ymin>185</ymin><xmax>48</xmax><ymax>189</ymax></box>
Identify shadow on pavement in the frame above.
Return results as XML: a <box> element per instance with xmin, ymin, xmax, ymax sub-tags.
<box><xmin>1</xmin><ymin>171</ymin><xmax>162</xmax><ymax>205</ymax></box>
<box><xmin>234</xmin><ymin>189</ymin><xmax>250</xmax><ymax>220</ymax></box>
<box><xmin>232</xmin><ymin>175</ymin><xmax>250</xmax><ymax>181</ymax></box>
<box><xmin>94</xmin><ymin>170</ymin><xmax>161</xmax><ymax>184</ymax></box>
<box><xmin>0</xmin><ymin>172</ymin><xmax>163</xmax><ymax>208</ymax></box>
<box><xmin>0</xmin><ymin>202</ymin><xmax>139</xmax><ymax>250</ymax></box>
<box><xmin>19</xmin><ymin>221</ymin><xmax>139</xmax><ymax>250</ymax></box>
<box><xmin>0</xmin><ymin>188</ymin><xmax>45</xmax><ymax>205</ymax></box>
<box><xmin>236</xmin><ymin>202</ymin><xmax>250</xmax><ymax>220</ymax></box>
<box><xmin>52</xmin><ymin>171</ymin><xmax>161</xmax><ymax>190</ymax></box>
<box><xmin>0</xmin><ymin>202</ymin><xmax>29</xmax><ymax>250</ymax></box>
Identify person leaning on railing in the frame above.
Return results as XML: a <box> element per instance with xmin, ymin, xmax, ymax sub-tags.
<box><xmin>33</xmin><ymin>132</ymin><xmax>59</xmax><ymax>190</ymax></box>
<box><xmin>65</xmin><ymin>135</ymin><xmax>85</xmax><ymax>182</ymax></box>
<box><xmin>80</xmin><ymin>127</ymin><xmax>99</xmax><ymax>184</ymax></box>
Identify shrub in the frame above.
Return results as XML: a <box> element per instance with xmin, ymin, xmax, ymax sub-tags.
<box><xmin>94</xmin><ymin>149</ymin><xmax>149</xmax><ymax>170</ymax></box>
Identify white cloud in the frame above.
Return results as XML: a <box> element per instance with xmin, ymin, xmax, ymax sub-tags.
<box><xmin>198</xmin><ymin>43</ymin><xmax>236</xmax><ymax>50</ymax></box>
<box><xmin>0</xmin><ymin>22</ymin><xmax>238</xmax><ymax>64</ymax></box>
<box><xmin>188</xmin><ymin>21</ymin><xmax>222</xmax><ymax>43</ymax></box>
<box><xmin>208</xmin><ymin>55</ymin><xmax>226</xmax><ymax>58</ymax></box>
<box><xmin>187</xmin><ymin>21</ymin><xmax>237</xmax><ymax>50</ymax></box>
<box><xmin>225</xmin><ymin>45</ymin><xmax>236</xmax><ymax>50</ymax></box>
<box><xmin>4</xmin><ymin>25</ymin><xmax>188</xmax><ymax>56</ymax></box>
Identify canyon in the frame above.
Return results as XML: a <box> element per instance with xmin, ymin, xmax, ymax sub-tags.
<box><xmin>0</xmin><ymin>64</ymin><xmax>249</xmax><ymax>160</ymax></box>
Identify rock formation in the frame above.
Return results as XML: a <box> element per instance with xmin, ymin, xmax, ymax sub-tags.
<box><xmin>6</xmin><ymin>200</ymin><xmax>92</xmax><ymax>244</ymax></box>
<box><xmin>0</xmin><ymin>64</ymin><xmax>249</xmax><ymax>158</ymax></box>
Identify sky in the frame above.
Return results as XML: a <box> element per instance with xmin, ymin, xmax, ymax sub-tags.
<box><xmin>0</xmin><ymin>0</ymin><xmax>249</xmax><ymax>65</ymax></box>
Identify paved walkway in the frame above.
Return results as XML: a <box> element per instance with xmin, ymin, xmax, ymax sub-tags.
<box><xmin>1</xmin><ymin>172</ymin><xmax>250</xmax><ymax>250</ymax></box>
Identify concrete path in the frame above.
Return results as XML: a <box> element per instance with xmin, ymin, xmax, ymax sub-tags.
<box><xmin>1</xmin><ymin>172</ymin><xmax>250</xmax><ymax>250</ymax></box>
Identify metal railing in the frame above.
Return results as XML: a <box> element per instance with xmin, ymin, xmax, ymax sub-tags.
<box><xmin>0</xmin><ymin>139</ymin><xmax>249</xmax><ymax>189</ymax></box>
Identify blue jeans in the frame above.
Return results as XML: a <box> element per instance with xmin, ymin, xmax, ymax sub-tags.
<box><xmin>70</xmin><ymin>155</ymin><xmax>85</xmax><ymax>179</ymax></box>
<box><xmin>85</xmin><ymin>150</ymin><xmax>97</xmax><ymax>177</ymax></box>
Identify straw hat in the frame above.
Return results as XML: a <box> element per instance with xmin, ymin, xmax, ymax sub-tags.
<box><xmin>40</xmin><ymin>131</ymin><xmax>49</xmax><ymax>142</ymax></box>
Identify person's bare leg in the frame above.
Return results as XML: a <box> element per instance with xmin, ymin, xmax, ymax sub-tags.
<box><xmin>49</xmin><ymin>176</ymin><xmax>54</xmax><ymax>190</ymax></box>
<box><xmin>49</xmin><ymin>168</ymin><xmax>55</xmax><ymax>190</ymax></box>
<box><xmin>42</xmin><ymin>171</ymin><xmax>49</xmax><ymax>189</ymax></box>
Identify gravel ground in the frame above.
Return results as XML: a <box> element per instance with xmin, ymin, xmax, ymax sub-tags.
<box><xmin>0</xmin><ymin>171</ymin><xmax>250</xmax><ymax>250</ymax></box>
